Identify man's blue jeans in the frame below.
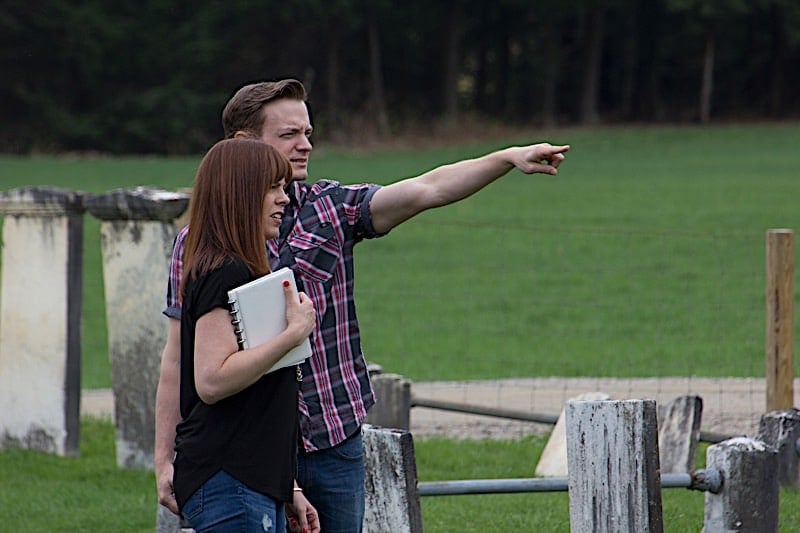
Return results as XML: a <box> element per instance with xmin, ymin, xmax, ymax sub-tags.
<box><xmin>296</xmin><ymin>430</ymin><xmax>365</xmax><ymax>533</ymax></box>
<box><xmin>182</xmin><ymin>469</ymin><xmax>287</xmax><ymax>533</ymax></box>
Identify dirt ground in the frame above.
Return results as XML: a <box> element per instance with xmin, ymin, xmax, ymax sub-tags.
<box><xmin>82</xmin><ymin>376</ymin><xmax>792</xmax><ymax>441</ymax></box>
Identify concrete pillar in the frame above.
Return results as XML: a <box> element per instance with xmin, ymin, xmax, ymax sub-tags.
<box><xmin>85</xmin><ymin>186</ymin><xmax>188</xmax><ymax>469</ymax></box>
<box><xmin>566</xmin><ymin>399</ymin><xmax>663</xmax><ymax>533</ymax></box>
<box><xmin>703</xmin><ymin>437</ymin><xmax>778</xmax><ymax>532</ymax></box>
<box><xmin>0</xmin><ymin>187</ymin><xmax>84</xmax><ymax>456</ymax></box>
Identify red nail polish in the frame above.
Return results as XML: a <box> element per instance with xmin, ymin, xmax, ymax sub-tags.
<box><xmin>283</xmin><ymin>280</ymin><xmax>290</xmax><ymax>287</ymax></box>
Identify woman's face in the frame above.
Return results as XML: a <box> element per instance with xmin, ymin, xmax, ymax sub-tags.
<box><xmin>263</xmin><ymin>178</ymin><xmax>289</xmax><ymax>239</ymax></box>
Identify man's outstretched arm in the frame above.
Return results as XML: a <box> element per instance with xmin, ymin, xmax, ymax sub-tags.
<box><xmin>369</xmin><ymin>142</ymin><xmax>569</xmax><ymax>234</ymax></box>
<box><xmin>154</xmin><ymin>318</ymin><xmax>181</xmax><ymax>515</ymax></box>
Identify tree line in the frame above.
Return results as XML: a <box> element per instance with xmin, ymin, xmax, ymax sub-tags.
<box><xmin>2</xmin><ymin>0</ymin><xmax>798</xmax><ymax>155</ymax></box>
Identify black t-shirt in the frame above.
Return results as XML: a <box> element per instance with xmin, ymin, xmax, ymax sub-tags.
<box><xmin>173</xmin><ymin>258</ymin><xmax>299</xmax><ymax>511</ymax></box>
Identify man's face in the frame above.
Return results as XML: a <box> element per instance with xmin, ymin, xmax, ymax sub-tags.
<box><xmin>258</xmin><ymin>99</ymin><xmax>313</xmax><ymax>181</ymax></box>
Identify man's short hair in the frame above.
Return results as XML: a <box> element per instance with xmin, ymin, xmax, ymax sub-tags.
<box><xmin>221</xmin><ymin>79</ymin><xmax>307</xmax><ymax>138</ymax></box>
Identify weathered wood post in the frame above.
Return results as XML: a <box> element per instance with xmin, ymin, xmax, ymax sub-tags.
<box><xmin>365</xmin><ymin>373</ymin><xmax>412</xmax><ymax>430</ymax></box>
<box><xmin>362</xmin><ymin>424</ymin><xmax>422</xmax><ymax>533</ymax></box>
<box><xmin>703</xmin><ymin>437</ymin><xmax>779</xmax><ymax>532</ymax></box>
<box><xmin>566</xmin><ymin>399</ymin><xmax>663</xmax><ymax>533</ymax></box>
<box><xmin>758</xmin><ymin>408</ymin><xmax>800</xmax><ymax>488</ymax></box>
<box><xmin>0</xmin><ymin>187</ymin><xmax>84</xmax><ymax>456</ymax></box>
<box><xmin>765</xmin><ymin>228</ymin><xmax>794</xmax><ymax>411</ymax></box>
<box><xmin>85</xmin><ymin>186</ymin><xmax>188</xmax><ymax>469</ymax></box>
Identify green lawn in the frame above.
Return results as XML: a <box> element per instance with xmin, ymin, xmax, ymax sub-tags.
<box><xmin>1</xmin><ymin>123</ymin><xmax>799</xmax><ymax>531</ymax></box>
<box><xmin>1</xmin><ymin>417</ymin><xmax>799</xmax><ymax>532</ymax></box>
<box><xmin>5</xmin><ymin>122</ymin><xmax>797</xmax><ymax>387</ymax></box>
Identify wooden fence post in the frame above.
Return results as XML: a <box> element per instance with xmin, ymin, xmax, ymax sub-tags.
<box><xmin>363</xmin><ymin>424</ymin><xmax>422</xmax><ymax>532</ymax></box>
<box><xmin>766</xmin><ymin>228</ymin><xmax>794</xmax><ymax>411</ymax></box>
<box><xmin>758</xmin><ymin>408</ymin><xmax>800</xmax><ymax>488</ymax></box>
<box><xmin>0</xmin><ymin>187</ymin><xmax>84</xmax><ymax>456</ymax></box>
<box><xmin>703</xmin><ymin>437</ymin><xmax>779</xmax><ymax>532</ymax></box>
<box><xmin>565</xmin><ymin>399</ymin><xmax>663</xmax><ymax>533</ymax></box>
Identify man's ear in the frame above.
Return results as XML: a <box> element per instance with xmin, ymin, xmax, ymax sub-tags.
<box><xmin>233</xmin><ymin>130</ymin><xmax>257</xmax><ymax>139</ymax></box>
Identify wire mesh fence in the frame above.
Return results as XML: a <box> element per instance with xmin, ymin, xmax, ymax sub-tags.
<box><xmin>356</xmin><ymin>221</ymin><xmax>794</xmax><ymax>439</ymax></box>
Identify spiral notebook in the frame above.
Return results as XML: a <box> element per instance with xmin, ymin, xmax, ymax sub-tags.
<box><xmin>227</xmin><ymin>267</ymin><xmax>312</xmax><ymax>374</ymax></box>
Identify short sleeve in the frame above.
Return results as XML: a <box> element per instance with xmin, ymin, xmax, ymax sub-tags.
<box><xmin>163</xmin><ymin>225</ymin><xmax>189</xmax><ymax>319</ymax></box>
<box><xmin>186</xmin><ymin>261</ymin><xmax>252</xmax><ymax>322</ymax></box>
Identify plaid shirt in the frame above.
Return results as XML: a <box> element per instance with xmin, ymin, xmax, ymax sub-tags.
<box><xmin>165</xmin><ymin>179</ymin><xmax>385</xmax><ymax>451</ymax></box>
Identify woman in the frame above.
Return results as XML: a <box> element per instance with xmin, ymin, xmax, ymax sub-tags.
<box><xmin>173</xmin><ymin>138</ymin><xmax>319</xmax><ymax>533</ymax></box>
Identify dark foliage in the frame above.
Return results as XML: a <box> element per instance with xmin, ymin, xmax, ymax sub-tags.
<box><xmin>2</xmin><ymin>0</ymin><xmax>798</xmax><ymax>154</ymax></box>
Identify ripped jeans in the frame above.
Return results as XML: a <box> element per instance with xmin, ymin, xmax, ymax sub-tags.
<box><xmin>182</xmin><ymin>470</ymin><xmax>286</xmax><ymax>533</ymax></box>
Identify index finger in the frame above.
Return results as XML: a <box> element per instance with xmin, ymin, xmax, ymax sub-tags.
<box><xmin>541</xmin><ymin>145</ymin><xmax>569</xmax><ymax>167</ymax></box>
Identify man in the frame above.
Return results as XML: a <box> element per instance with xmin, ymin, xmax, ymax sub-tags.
<box><xmin>155</xmin><ymin>78</ymin><xmax>569</xmax><ymax>532</ymax></box>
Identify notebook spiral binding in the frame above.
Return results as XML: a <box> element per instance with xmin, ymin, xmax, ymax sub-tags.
<box><xmin>228</xmin><ymin>297</ymin><xmax>247</xmax><ymax>348</ymax></box>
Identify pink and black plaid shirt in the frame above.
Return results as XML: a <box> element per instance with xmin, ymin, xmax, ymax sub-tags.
<box><xmin>165</xmin><ymin>179</ymin><xmax>385</xmax><ymax>451</ymax></box>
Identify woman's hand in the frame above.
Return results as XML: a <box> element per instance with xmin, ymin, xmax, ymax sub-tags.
<box><xmin>283</xmin><ymin>281</ymin><xmax>315</xmax><ymax>346</ymax></box>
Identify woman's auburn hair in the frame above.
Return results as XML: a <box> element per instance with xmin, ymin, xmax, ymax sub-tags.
<box><xmin>180</xmin><ymin>138</ymin><xmax>291</xmax><ymax>299</ymax></box>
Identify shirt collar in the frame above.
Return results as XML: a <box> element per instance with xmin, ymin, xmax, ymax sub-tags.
<box><xmin>288</xmin><ymin>181</ymin><xmax>307</xmax><ymax>208</ymax></box>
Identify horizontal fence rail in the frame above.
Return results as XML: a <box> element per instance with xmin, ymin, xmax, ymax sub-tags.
<box><xmin>412</xmin><ymin>395</ymin><xmax>732</xmax><ymax>443</ymax></box>
<box><xmin>418</xmin><ymin>469</ymin><xmax>722</xmax><ymax>497</ymax></box>
<box><xmin>411</xmin><ymin>397</ymin><xmax>559</xmax><ymax>425</ymax></box>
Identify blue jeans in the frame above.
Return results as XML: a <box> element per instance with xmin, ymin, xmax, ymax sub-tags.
<box><xmin>296</xmin><ymin>430</ymin><xmax>365</xmax><ymax>533</ymax></box>
<box><xmin>182</xmin><ymin>470</ymin><xmax>287</xmax><ymax>533</ymax></box>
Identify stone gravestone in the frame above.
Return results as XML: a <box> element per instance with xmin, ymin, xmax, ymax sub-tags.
<box><xmin>657</xmin><ymin>395</ymin><xmax>702</xmax><ymax>474</ymax></box>
<box><xmin>0</xmin><ymin>187</ymin><xmax>84</xmax><ymax>456</ymax></box>
<box><xmin>85</xmin><ymin>186</ymin><xmax>188</xmax><ymax>469</ymax></box>
<box><xmin>534</xmin><ymin>391</ymin><xmax>611</xmax><ymax>477</ymax></box>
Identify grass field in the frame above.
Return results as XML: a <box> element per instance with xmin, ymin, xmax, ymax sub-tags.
<box><xmin>1</xmin><ymin>123</ymin><xmax>799</xmax><ymax>531</ymax></box>
<box><xmin>1</xmin><ymin>417</ymin><xmax>799</xmax><ymax>531</ymax></box>
<box><xmin>1</xmin><ymin>122</ymin><xmax>798</xmax><ymax>388</ymax></box>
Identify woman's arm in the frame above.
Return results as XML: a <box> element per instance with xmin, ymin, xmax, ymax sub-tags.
<box><xmin>194</xmin><ymin>283</ymin><xmax>315</xmax><ymax>404</ymax></box>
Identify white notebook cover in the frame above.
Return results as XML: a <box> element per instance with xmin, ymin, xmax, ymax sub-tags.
<box><xmin>227</xmin><ymin>267</ymin><xmax>312</xmax><ymax>373</ymax></box>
